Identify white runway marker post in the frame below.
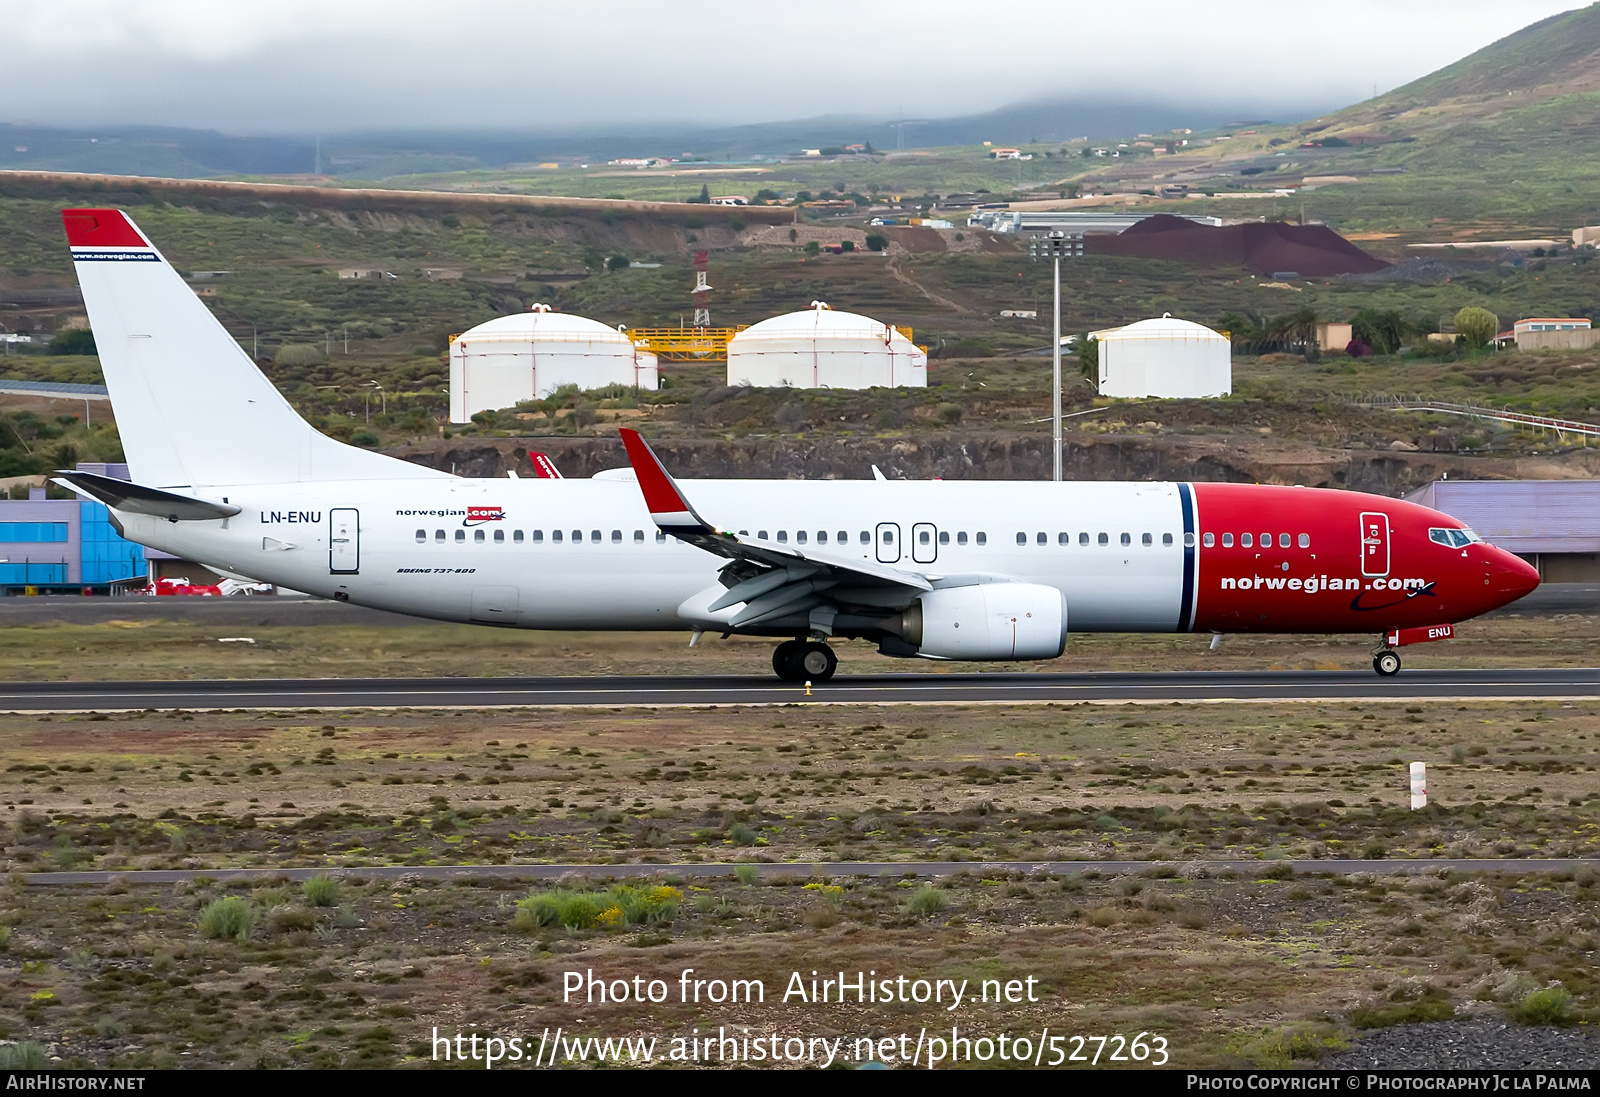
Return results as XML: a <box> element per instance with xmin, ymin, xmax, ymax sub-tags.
<box><xmin>1410</xmin><ymin>762</ymin><xmax>1427</xmax><ymax>810</ymax></box>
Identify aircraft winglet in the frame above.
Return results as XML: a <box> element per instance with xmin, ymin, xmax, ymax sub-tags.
<box><xmin>619</xmin><ymin>428</ymin><xmax>712</xmax><ymax>534</ymax></box>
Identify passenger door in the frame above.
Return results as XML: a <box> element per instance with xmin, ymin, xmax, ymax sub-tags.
<box><xmin>1359</xmin><ymin>511</ymin><xmax>1390</xmax><ymax>577</ymax></box>
<box><xmin>329</xmin><ymin>508</ymin><xmax>360</xmax><ymax>574</ymax></box>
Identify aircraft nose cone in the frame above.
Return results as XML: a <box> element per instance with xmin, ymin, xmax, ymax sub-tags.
<box><xmin>1491</xmin><ymin>549</ymin><xmax>1541</xmax><ymax>604</ymax></box>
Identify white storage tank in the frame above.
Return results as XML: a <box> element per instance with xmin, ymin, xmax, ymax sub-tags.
<box><xmin>449</xmin><ymin>304</ymin><xmax>657</xmax><ymax>422</ymax></box>
<box><xmin>726</xmin><ymin>302</ymin><xmax>926</xmax><ymax>389</ymax></box>
<box><xmin>1096</xmin><ymin>314</ymin><xmax>1230</xmax><ymax>398</ymax></box>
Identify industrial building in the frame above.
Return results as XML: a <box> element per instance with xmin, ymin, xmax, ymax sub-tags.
<box><xmin>1406</xmin><ymin>479</ymin><xmax>1600</xmax><ymax>582</ymax></box>
<box><xmin>725</xmin><ymin>302</ymin><xmax>926</xmax><ymax>390</ymax></box>
<box><xmin>1506</xmin><ymin>317</ymin><xmax>1598</xmax><ymax>351</ymax></box>
<box><xmin>968</xmin><ymin>210</ymin><xmax>1222</xmax><ymax>234</ymax></box>
<box><xmin>0</xmin><ymin>463</ymin><xmax>147</xmax><ymax>593</ymax></box>
<box><xmin>1094</xmin><ymin>315</ymin><xmax>1231</xmax><ymax>399</ymax></box>
<box><xmin>449</xmin><ymin>304</ymin><xmax>658</xmax><ymax>422</ymax></box>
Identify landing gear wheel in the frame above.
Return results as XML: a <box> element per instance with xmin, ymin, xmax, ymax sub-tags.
<box><xmin>1373</xmin><ymin>650</ymin><xmax>1401</xmax><ymax>677</ymax></box>
<box><xmin>772</xmin><ymin>639</ymin><xmax>806</xmax><ymax>682</ymax></box>
<box><xmin>798</xmin><ymin>641</ymin><xmax>838</xmax><ymax>683</ymax></box>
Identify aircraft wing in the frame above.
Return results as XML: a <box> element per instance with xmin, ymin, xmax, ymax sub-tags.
<box><xmin>619</xmin><ymin>429</ymin><xmax>930</xmax><ymax>628</ymax></box>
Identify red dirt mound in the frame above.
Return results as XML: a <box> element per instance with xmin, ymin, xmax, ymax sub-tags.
<box><xmin>1087</xmin><ymin>214</ymin><xmax>1389</xmax><ymax>276</ymax></box>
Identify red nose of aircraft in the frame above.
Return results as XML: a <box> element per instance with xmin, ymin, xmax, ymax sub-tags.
<box><xmin>1486</xmin><ymin>546</ymin><xmax>1541</xmax><ymax>609</ymax></box>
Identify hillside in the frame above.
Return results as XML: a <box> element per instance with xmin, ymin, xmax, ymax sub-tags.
<box><xmin>1358</xmin><ymin>4</ymin><xmax>1600</xmax><ymax>112</ymax></box>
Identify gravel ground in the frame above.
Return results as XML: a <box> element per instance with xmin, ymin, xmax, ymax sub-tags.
<box><xmin>1326</xmin><ymin>1019</ymin><xmax>1600</xmax><ymax>1069</ymax></box>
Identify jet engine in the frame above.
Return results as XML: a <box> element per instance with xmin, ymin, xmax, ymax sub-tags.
<box><xmin>897</xmin><ymin>583</ymin><xmax>1068</xmax><ymax>660</ymax></box>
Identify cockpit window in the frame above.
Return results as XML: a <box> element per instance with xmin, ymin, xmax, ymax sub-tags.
<box><xmin>1428</xmin><ymin>527</ymin><xmax>1480</xmax><ymax>549</ymax></box>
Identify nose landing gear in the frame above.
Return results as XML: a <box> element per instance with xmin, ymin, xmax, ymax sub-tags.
<box><xmin>1372</xmin><ymin>649</ymin><xmax>1401</xmax><ymax>676</ymax></box>
<box><xmin>772</xmin><ymin>639</ymin><xmax>838</xmax><ymax>683</ymax></box>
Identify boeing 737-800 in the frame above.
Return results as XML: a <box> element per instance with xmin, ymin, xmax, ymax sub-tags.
<box><xmin>54</xmin><ymin>209</ymin><xmax>1540</xmax><ymax>682</ymax></box>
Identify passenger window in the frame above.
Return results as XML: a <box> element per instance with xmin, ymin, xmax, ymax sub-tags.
<box><xmin>1037</xmin><ymin>532</ymin><xmax>1047</xmax><ymax>545</ymax></box>
<box><xmin>882</xmin><ymin>530</ymin><xmax>894</xmax><ymax>544</ymax></box>
<box><xmin>591</xmin><ymin>530</ymin><xmax>602</xmax><ymax>543</ymax></box>
<box><xmin>1260</xmin><ymin>532</ymin><xmax>1271</xmax><ymax>547</ymax></box>
<box><xmin>1120</xmin><ymin>532</ymin><xmax>1131</xmax><ymax>546</ymax></box>
<box><xmin>1098</xmin><ymin>532</ymin><xmax>1108</xmax><ymax>546</ymax></box>
<box><xmin>796</xmin><ymin>531</ymin><xmax>807</xmax><ymax>544</ymax></box>
<box><xmin>976</xmin><ymin>532</ymin><xmax>987</xmax><ymax>546</ymax></box>
<box><xmin>634</xmin><ymin>530</ymin><xmax>644</xmax><ymax>542</ymax></box>
<box><xmin>656</xmin><ymin>530</ymin><xmax>667</xmax><ymax>543</ymax></box>
<box><xmin>1203</xmin><ymin>532</ymin><xmax>1214</xmax><ymax>547</ymax></box>
<box><xmin>1142</xmin><ymin>533</ymin><xmax>1152</xmax><ymax>546</ymax></box>
<box><xmin>860</xmin><ymin>531</ymin><xmax>870</xmax><ymax>544</ymax></box>
<box><xmin>514</xmin><ymin>530</ymin><xmax>524</xmax><ymax>543</ymax></box>
<box><xmin>738</xmin><ymin>530</ymin><xmax>749</xmax><ymax>537</ymax></box>
<box><xmin>435</xmin><ymin>529</ymin><xmax>445</xmax><ymax>542</ymax></box>
<box><xmin>919</xmin><ymin>530</ymin><xmax>930</xmax><ymax>545</ymax></box>
<box><xmin>939</xmin><ymin>531</ymin><xmax>949</xmax><ymax>545</ymax></box>
<box><xmin>1164</xmin><ymin>532</ymin><xmax>1174</xmax><ymax>546</ymax></box>
<box><xmin>474</xmin><ymin>529</ymin><xmax>486</xmax><ymax>543</ymax></box>
<box><xmin>837</xmin><ymin>531</ymin><xmax>847</xmax><ymax>543</ymax></box>
<box><xmin>1183</xmin><ymin>532</ymin><xmax>1194</xmax><ymax>547</ymax></box>
<box><xmin>957</xmin><ymin>532</ymin><xmax>968</xmax><ymax>546</ymax></box>
<box><xmin>415</xmin><ymin>529</ymin><xmax>425</xmax><ymax>542</ymax></box>
<box><xmin>1016</xmin><ymin>532</ymin><xmax>1027</xmax><ymax>546</ymax></box>
<box><xmin>1079</xmin><ymin>532</ymin><xmax>1089</xmax><ymax>546</ymax></box>
<box><xmin>529</xmin><ymin>530</ymin><xmax>540</xmax><ymax>543</ymax></box>
<box><xmin>759</xmin><ymin>530</ymin><xmax>769</xmax><ymax>540</ymax></box>
<box><xmin>1298</xmin><ymin>533</ymin><xmax>1310</xmax><ymax>548</ymax></box>
<box><xmin>494</xmin><ymin>529</ymin><xmax>504</xmax><ymax>543</ymax></box>
<box><xmin>611</xmin><ymin>530</ymin><xmax>621</xmax><ymax>543</ymax></box>
<box><xmin>777</xmin><ymin>531</ymin><xmax>788</xmax><ymax>543</ymax></box>
<box><xmin>572</xmin><ymin>529</ymin><xmax>582</xmax><ymax>543</ymax></box>
<box><xmin>817</xmin><ymin>531</ymin><xmax>827</xmax><ymax>543</ymax></box>
<box><xmin>1279</xmin><ymin>533</ymin><xmax>1290</xmax><ymax>548</ymax></box>
<box><xmin>1222</xmin><ymin>533</ymin><xmax>1233</xmax><ymax>547</ymax></box>
<box><xmin>1058</xmin><ymin>532</ymin><xmax>1068</xmax><ymax>545</ymax></box>
<box><xmin>552</xmin><ymin>530</ymin><xmax>563</xmax><ymax>543</ymax></box>
<box><xmin>456</xmin><ymin>529</ymin><xmax>466</xmax><ymax>543</ymax></box>
<box><xmin>1241</xmin><ymin>533</ymin><xmax>1252</xmax><ymax>548</ymax></box>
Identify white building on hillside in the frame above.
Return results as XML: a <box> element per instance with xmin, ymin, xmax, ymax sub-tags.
<box><xmin>449</xmin><ymin>304</ymin><xmax>657</xmax><ymax>422</ymax></box>
<box><xmin>1095</xmin><ymin>314</ymin><xmax>1230</xmax><ymax>398</ymax></box>
<box><xmin>726</xmin><ymin>302</ymin><xmax>926</xmax><ymax>389</ymax></box>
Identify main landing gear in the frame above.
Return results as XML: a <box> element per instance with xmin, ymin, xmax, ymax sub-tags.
<box><xmin>1372</xmin><ymin>649</ymin><xmax>1402</xmax><ymax>677</ymax></box>
<box><xmin>772</xmin><ymin>639</ymin><xmax>838</xmax><ymax>683</ymax></box>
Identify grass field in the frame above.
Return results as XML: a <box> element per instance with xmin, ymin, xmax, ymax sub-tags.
<box><xmin>2</xmin><ymin>689</ymin><xmax>1597</xmax><ymax>1068</ymax></box>
<box><xmin>0</xmin><ymin>609</ymin><xmax>1592</xmax><ymax>682</ymax></box>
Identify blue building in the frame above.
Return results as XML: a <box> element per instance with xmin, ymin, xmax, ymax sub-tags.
<box><xmin>0</xmin><ymin>463</ymin><xmax>148</xmax><ymax>593</ymax></box>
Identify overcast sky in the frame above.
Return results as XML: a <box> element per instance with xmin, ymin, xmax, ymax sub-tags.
<box><xmin>4</xmin><ymin>0</ymin><xmax>1586</xmax><ymax>134</ymax></box>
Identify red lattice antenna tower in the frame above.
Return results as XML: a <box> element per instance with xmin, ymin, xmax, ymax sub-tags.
<box><xmin>691</xmin><ymin>249</ymin><xmax>711</xmax><ymax>329</ymax></box>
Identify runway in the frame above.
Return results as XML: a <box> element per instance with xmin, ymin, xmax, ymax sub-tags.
<box><xmin>23</xmin><ymin>858</ymin><xmax>1598</xmax><ymax>887</ymax></box>
<box><xmin>0</xmin><ymin>667</ymin><xmax>1595</xmax><ymax>712</ymax></box>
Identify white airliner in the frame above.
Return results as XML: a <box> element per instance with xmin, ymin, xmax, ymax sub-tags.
<box><xmin>56</xmin><ymin>209</ymin><xmax>1539</xmax><ymax>681</ymax></box>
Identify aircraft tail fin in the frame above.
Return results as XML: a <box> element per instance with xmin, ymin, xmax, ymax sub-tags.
<box><xmin>62</xmin><ymin>209</ymin><xmax>449</xmax><ymax>488</ymax></box>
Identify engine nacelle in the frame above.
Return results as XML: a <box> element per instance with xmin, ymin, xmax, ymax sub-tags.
<box><xmin>898</xmin><ymin>582</ymin><xmax>1068</xmax><ymax>661</ymax></box>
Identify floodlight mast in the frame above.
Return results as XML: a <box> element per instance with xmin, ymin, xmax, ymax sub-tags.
<box><xmin>1029</xmin><ymin>230</ymin><xmax>1073</xmax><ymax>481</ymax></box>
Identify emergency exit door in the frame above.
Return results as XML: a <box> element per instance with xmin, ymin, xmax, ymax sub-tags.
<box><xmin>330</xmin><ymin>508</ymin><xmax>360</xmax><ymax>574</ymax></box>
